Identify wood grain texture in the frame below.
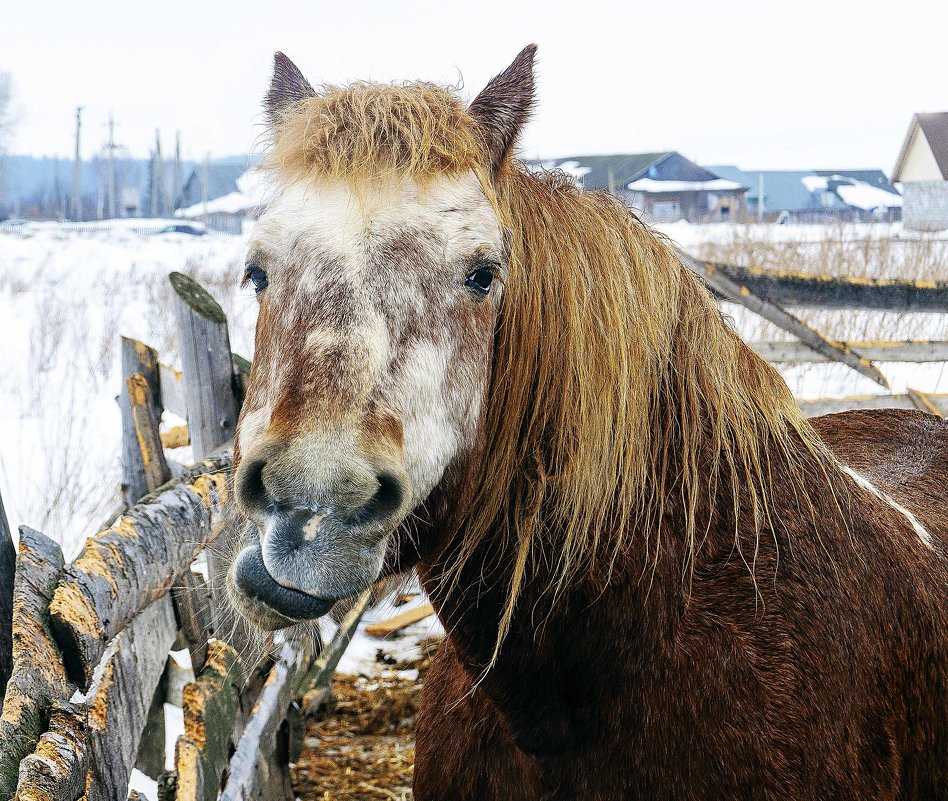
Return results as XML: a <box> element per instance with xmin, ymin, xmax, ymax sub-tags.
<box><xmin>0</xmin><ymin>528</ymin><xmax>70</xmax><ymax>801</ymax></box>
<box><xmin>48</xmin><ymin>456</ymin><xmax>231</xmax><ymax>689</ymax></box>
<box><xmin>364</xmin><ymin>602</ymin><xmax>434</xmax><ymax>638</ymax></box>
<box><xmin>176</xmin><ymin>641</ymin><xmax>246</xmax><ymax>801</ymax></box>
<box><xmin>170</xmin><ymin>568</ymin><xmax>213</xmax><ymax>675</ymax></box>
<box><xmin>13</xmin><ymin>701</ymin><xmax>89</xmax><ymax>801</ymax></box>
<box><xmin>120</xmin><ymin>338</ymin><xmax>164</xmax><ymax>507</ymax></box>
<box><xmin>750</xmin><ymin>339</ymin><xmax>948</xmax><ymax>364</ymax></box>
<box><xmin>169</xmin><ymin>272</ymin><xmax>238</xmax><ymax>461</ymax></box>
<box><xmin>126</xmin><ymin>372</ymin><xmax>172</xmax><ymax>497</ymax></box>
<box><xmin>84</xmin><ymin>596</ymin><xmax>178</xmax><ymax>801</ymax></box>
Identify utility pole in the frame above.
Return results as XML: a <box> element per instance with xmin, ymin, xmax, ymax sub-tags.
<box><xmin>172</xmin><ymin>131</ymin><xmax>182</xmax><ymax>211</ymax></box>
<box><xmin>106</xmin><ymin>113</ymin><xmax>117</xmax><ymax>219</ymax></box>
<box><xmin>201</xmin><ymin>152</ymin><xmax>210</xmax><ymax>221</ymax></box>
<box><xmin>70</xmin><ymin>107</ymin><xmax>83</xmax><ymax>221</ymax></box>
<box><xmin>52</xmin><ymin>155</ymin><xmax>62</xmax><ymax>219</ymax></box>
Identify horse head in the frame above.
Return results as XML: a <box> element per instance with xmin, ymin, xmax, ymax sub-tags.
<box><xmin>228</xmin><ymin>47</ymin><xmax>537</xmax><ymax>630</ymax></box>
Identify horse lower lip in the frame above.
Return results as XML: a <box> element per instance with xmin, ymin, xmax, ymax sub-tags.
<box><xmin>233</xmin><ymin>543</ymin><xmax>335</xmax><ymax>621</ymax></box>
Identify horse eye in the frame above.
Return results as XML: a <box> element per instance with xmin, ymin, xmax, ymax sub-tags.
<box><xmin>245</xmin><ymin>265</ymin><xmax>268</xmax><ymax>293</ymax></box>
<box><xmin>465</xmin><ymin>265</ymin><xmax>495</xmax><ymax>296</ymax></box>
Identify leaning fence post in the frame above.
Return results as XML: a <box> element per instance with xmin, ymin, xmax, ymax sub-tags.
<box><xmin>0</xmin><ymin>491</ymin><xmax>13</xmax><ymax>699</ymax></box>
<box><xmin>126</xmin><ymin>372</ymin><xmax>172</xmax><ymax>495</ymax></box>
<box><xmin>120</xmin><ymin>337</ymin><xmax>168</xmax><ymax>506</ymax></box>
<box><xmin>168</xmin><ymin>273</ymin><xmax>239</xmax><ymax>460</ymax></box>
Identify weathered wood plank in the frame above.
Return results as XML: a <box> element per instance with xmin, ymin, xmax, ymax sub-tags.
<box><xmin>83</xmin><ymin>595</ymin><xmax>178</xmax><ymax>801</ymax></box>
<box><xmin>170</xmin><ymin>568</ymin><xmax>213</xmax><ymax>675</ymax></box>
<box><xmin>364</xmin><ymin>602</ymin><xmax>434</xmax><ymax>639</ymax></box>
<box><xmin>797</xmin><ymin>393</ymin><xmax>948</xmax><ymax>418</ymax></box>
<box><xmin>907</xmin><ymin>387</ymin><xmax>944</xmax><ymax>417</ymax></box>
<box><xmin>13</xmin><ymin>701</ymin><xmax>88</xmax><ymax>801</ymax></box>
<box><xmin>169</xmin><ymin>272</ymin><xmax>239</xmax><ymax>461</ymax></box>
<box><xmin>49</xmin><ymin>455</ymin><xmax>231</xmax><ymax>689</ymax></box>
<box><xmin>127</xmin><ymin>372</ymin><xmax>172</xmax><ymax>497</ymax></box>
<box><xmin>713</xmin><ymin>262</ymin><xmax>948</xmax><ymax>312</ymax></box>
<box><xmin>0</xmin><ymin>491</ymin><xmax>14</xmax><ymax>700</ymax></box>
<box><xmin>751</xmin><ymin>339</ymin><xmax>948</xmax><ymax>364</ymax></box>
<box><xmin>0</xmin><ymin>528</ymin><xmax>71</xmax><ymax>801</ymax></box>
<box><xmin>158</xmin><ymin>363</ymin><xmax>187</xmax><ymax>422</ymax></box>
<box><xmin>121</xmin><ymin>338</ymin><xmax>164</xmax><ymax>507</ymax></box>
<box><xmin>219</xmin><ymin>643</ymin><xmax>308</xmax><ymax>801</ymax></box>
<box><xmin>135</xmin><ymin>668</ymin><xmax>168</xmax><ymax>780</ymax></box>
<box><xmin>679</xmin><ymin>250</ymin><xmax>890</xmax><ymax>388</ymax></box>
<box><xmin>176</xmin><ymin>641</ymin><xmax>246</xmax><ymax>801</ymax></box>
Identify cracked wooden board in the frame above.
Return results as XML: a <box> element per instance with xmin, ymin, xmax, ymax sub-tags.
<box><xmin>0</xmin><ymin>527</ymin><xmax>71</xmax><ymax>801</ymax></box>
<box><xmin>48</xmin><ymin>455</ymin><xmax>231</xmax><ymax>689</ymax></box>
<box><xmin>13</xmin><ymin>701</ymin><xmax>88</xmax><ymax>801</ymax></box>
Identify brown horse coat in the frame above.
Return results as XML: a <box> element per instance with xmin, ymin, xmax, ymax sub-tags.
<box><xmin>411</xmin><ymin>409</ymin><xmax>946</xmax><ymax>800</ymax></box>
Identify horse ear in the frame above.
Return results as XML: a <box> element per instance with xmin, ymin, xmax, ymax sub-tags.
<box><xmin>265</xmin><ymin>52</ymin><xmax>316</xmax><ymax>125</ymax></box>
<box><xmin>468</xmin><ymin>44</ymin><xmax>538</xmax><ymax>171</ymax></box>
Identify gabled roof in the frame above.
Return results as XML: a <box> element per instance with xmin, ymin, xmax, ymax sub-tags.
<box><xmin>892</xmin><ymin>112</ymin><xmax>948</xmax><ymax>182</ymax></box>
<box><xmin>175</xmin><ymin>164</ymin><xmax>246</xmax><ymax>210</ymax></box>
<box><xmin>526</xmin><ymin>152</ymin><xmax>671</xmax><ymax>190</ymax></box>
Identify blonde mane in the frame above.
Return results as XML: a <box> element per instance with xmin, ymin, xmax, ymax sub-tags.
<box><xmin>262</xmin><ymin>81</ymin><xmax>835</xmax><ymax>654</ymax></box>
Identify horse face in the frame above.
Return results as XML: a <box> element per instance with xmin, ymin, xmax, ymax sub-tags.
<box><xmin>229</xmin><ymin>175</ymin><xmax>504</xmax><ymax>628</ymax></box>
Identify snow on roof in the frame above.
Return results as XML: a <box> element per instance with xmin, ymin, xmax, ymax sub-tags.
<box><xmin>176</xmin><ymin>169</ymin><xmax>269</xmax><ymax>218</ymax></box>
<box><xmin>801</xmin><ymin>175</ymin><xmax>902</xmax><ymax>210</ymax></box>
<box><xmin>626</xmin><ymin>177</ymin><xmax>744</xmax><ymax>193</ymax></box>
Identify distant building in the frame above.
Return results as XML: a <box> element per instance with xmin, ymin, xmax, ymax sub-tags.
<box><xmin>892</xmin><ymin>112</ymin><xmax>948</xmax><ymax>231</ymax></box>
<box><xmin>528</xmin><ymin>152</ymin><xmax>748</xmax><ymax>223</ymax></box>
<box><xmin>175</xmin><ymin>169</ymin><xmax>266</xmax><ymax>234</ymax></box>
<box><xmin>709</xmin><ymin>167</ymin><xmax>901</xmax><ymax>223</ymax></box>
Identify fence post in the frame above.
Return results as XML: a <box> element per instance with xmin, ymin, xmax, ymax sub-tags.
<box><xmin>126</xmin><ymin>372</ymin><xmax>172</xmax><ymax>495</ymax></box>
<box><xmin>120</xmin><ymin>337</ymin><xmax>168</xmax><ymax>507</ymax></box>
<box><xmin>168</xmin><ymin>273</ymin><xmax>239</xmax><ymax>460</ymax></box>
<box><xmin>0</xmin><ymin>490</ymin><xmax>13</xmax><ymax>699</ymax></box>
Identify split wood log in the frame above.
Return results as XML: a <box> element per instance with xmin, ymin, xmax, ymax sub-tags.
<box><xmin>175</xmin><ymin>641</ymin><xmax>246</xmax><ymax>801</ymax></box>
<box><xmin>160</xmin><ymin>424</ymin><xmax>190</xmax><ymax>450</ymax></box>
<box><xmin>713</xmin><ymin>262</ymin><xmax>948</xmax><ymax>312</ymax></box>
<box><xmin>364</xmin><ymin>602</ymin><xmax>435</xmax><ymax>638</ymax></box>
<box><xmin>0</xmin><ymin>491</ymin><xmax>14</xmax><ymax>699</ymax></box>
<box><xmin>83</xmin><ymin>595</ymin><xmax>178</xmax><ymax>801</ymax></box>
<box><xmin>679</xmin><ymin>250</ymin><xmax>889</xmax><ymax>388</ymax></box>
<box><xmin>121</xmin><ymin>338</ymin><xmax>165</xmax><ymax>507</ymax></box>
<box><xmin>48</xmin><ymin>455</ymin><xmax>231</xmax><ymax>689</ymax></box>
<box><xmin>907</xmin><ymin>387</ymin><xmax>944</xmax><ymax>417</ymax></box>
<box><xmin>169</xmin><ymin>272</ymin><xmax>238</xmax><ymax>461</ymax></box>
<box><xmin>13</xmin><ymin>701</ymin><xmax>88</xmax><ymax>801</ymax></box>
<box><xmin>0</xmin><ymin>528</ymin><xmax>71</xmax><ymax>801</ymax></box>
<box><xmin>127</xmin><ymin>372</ymin><xmax>172</xmax><ymax>497</ymax></box>
<box><xmin>219</xmin><ymin>643</ymin><xmax>310</xmax><ymax>801</ymax></box>
<box><xmin>750</xmin><ymin>339</ymin><xmax>948</xmax><ymax>364</ymax></box>
<box><xmin>170</xmin><ymin>568</ymin><xmax>213</xmax><ymax>675</ymax></box>
<box><xmin>135</xmin><ymin>668</ymin><xmax>168</xmax><ymax>780</ymax></box>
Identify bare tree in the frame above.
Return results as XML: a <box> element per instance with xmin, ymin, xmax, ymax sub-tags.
<box><xmin>0</xmin><ymin>73</ymin><xmax>15</xmax><ymax>213</ymax></box>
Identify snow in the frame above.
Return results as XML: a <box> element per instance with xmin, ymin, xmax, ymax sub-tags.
<box><xmin>626</xmin><ymin>177</ymin><xmax>744</xmax><ymax>193</ymax></box>
<box><xmin>801</xmin><ymin>174</ymin><xmax>902</xmax><ymax>210</ymax></box>
<box><xmin>176</xmin><ymin>169</ymin><xmax>271</xmax><ymax>219</ymax></box>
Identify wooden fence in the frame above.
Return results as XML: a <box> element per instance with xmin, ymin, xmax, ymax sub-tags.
<box><xmin>0</xmin><ymin>272</ymin><xmax>372</xmax><ymax>801</ymax></box>
<box><xmin>0</xmin><ymin>256</ymin><xmax>944</xmax><ymax>800</ymax></box>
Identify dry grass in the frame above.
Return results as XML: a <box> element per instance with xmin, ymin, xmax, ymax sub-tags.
<box><xmin>292</xmin><ymin>637</ymin><xmax>442</xmax><ymax>801</ymax></box>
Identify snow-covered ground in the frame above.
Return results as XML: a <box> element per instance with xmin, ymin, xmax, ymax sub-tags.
<box><xmin>0</xmin><ymin>220</ymin><xmax>945</xmax><ymax>554</ymax></box>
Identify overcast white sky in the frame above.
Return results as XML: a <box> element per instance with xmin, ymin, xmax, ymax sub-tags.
<box><xmin>2</xmin><ymin>0</ymin><xmax>946</xmax><ymax>171</ymax></box>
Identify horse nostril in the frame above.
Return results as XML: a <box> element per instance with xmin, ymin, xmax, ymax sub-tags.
<box><xmin>236</xmin><ymin>457</ymin><xmax>271</xmax><ymax>513</ymax></box>
<box><xmin>349</xmin><ymin>472</ymin><xmax>405</xmax><ymax>527</ymax></box>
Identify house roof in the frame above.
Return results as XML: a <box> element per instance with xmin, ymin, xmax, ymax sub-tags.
<box><xmin>175</xmin><ymin>164</ymin><xmax>246</xmax><ymax>210</ymax></box>
<box><xmin>892</xmin><ymin>112</ymin><xmax>948</xmax><ymax>182</ymax></box>
<box><xmin>709</xmin><ymin>166</ymin><xmax>900</xmax><ymax>212</ymax></box>
<box><xmin>526</xmin><ymin>152</ymin><xmax>671</xmax><ymax>190</ymax></box>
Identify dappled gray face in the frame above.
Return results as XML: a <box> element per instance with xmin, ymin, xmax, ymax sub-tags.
<box><xmin>228</xmin><ymin>173</ymin><xmax>505</xmax><ymax>628</ymax></box>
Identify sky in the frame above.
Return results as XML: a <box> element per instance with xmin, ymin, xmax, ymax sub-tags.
<box><xmin>2</xmin><ymin>0</ymin><xmax>947</xmax><ymax>172</ymax></box>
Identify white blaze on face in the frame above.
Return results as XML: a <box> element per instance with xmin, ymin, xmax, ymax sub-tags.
<box><xmin>243</xmin><ymin>170</ymin><xmax>504</xmax><ymax>511</ymax></box>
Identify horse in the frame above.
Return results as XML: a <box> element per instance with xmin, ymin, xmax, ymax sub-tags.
<box><xmin>226</xmin><ymin>46</ymin><xmax>947</xmax><ymax>799</ymax></box>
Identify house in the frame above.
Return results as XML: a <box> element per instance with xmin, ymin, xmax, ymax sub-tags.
<box><xmin>892</xmin><ymin>112</ymin><xmax>948</xmax><ymax>231</ymax></box>
<box><xmin>175</xmin><ymin>167</ymin><xmax>265</xmax><ymax>234</ymax></box>
<box><xmin>528</xmin><ymin>152</ymin><xmax>748</xmax><ymax>223</ymax></box>
<box><xmin>709</xmin><ymin>167</ymin><xmax>902</xmax><ymax>223</ymax></box>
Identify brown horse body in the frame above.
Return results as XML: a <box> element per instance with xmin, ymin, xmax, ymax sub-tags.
<box><xmin>228</xmin><ymin>47</ymin><xmax>947</xmax><ymax>800</ymax></box>
<box><xmin>411</xmin><ymin>408</ymin><xmax>947</xmax><ymax>799</ymax></box>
